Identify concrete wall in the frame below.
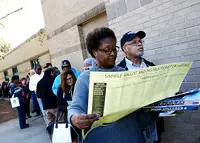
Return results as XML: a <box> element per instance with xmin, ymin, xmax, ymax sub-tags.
<box><xmin>0</xmin><ymin>36</ymin><xmax>49</xmax><ymax>71</ymax></box>
<box><xmin>105</xmin><ymin>0</ymin><xmax>200</xmax><ymax>142</ymax></box>
<box><xmin>17</xmin><ymin>61</ymin><xmax>32</xmax><ymax>79</ymax></box>
<box><xmin>0</xmin><ymin>34</ymin><xmax>50</xmax><ymax>81</ymax></box>
<box><xmin>0</xmin><ymin>72</ymin><xmax>4</xmax><ymax>83</ymax></box>
<box><xmin>41</xmin><ymin>0</ymin><xmax>106</xmax><ymax>71</ymax></box>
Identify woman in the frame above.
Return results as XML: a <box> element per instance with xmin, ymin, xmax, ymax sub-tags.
<box><xmin>57</xmin><ymin>69</ymin><xmax>76</xmax><ymax>121</ymax></box>
<box><xmin>1</xmin><ymin>81</ymin><xmax>9</xmax><ymax>98</ymax></box>
<box><xmin>57</xmin><ymin>69</ymin><xmax>78</xmax><ymax>143</ymax></box>
<box><xmin>68</xmin><ymin>27</ymin><xmax>157</xmax><ymax>143</ymax></box>
<box><xmin>20</xmin><ymin>78</ymin><xmax>31</xmax><ymax>118</ymax></box>
<box><xmin>11</xmin><ymin>75</ymin><xmax>29</xmax><ymax>129</ymax></box>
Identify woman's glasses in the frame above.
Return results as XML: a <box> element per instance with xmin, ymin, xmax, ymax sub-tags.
<box><xmin>98</xmin><ymin>46</ymin><xmax>120</xmax><ymax>55</ymax></box>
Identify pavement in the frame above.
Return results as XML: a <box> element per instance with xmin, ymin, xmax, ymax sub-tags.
<box><xmin>0</xmin><ymin>116</ymin><xmax>51</xmax><ymax>143</ymax></box>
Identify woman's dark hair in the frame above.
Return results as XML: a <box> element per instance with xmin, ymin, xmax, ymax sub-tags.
<box><xmin>12</xmin><ymin>75</ymin><xmax>19</xmax><ymax>81</ymax></box>
<box><xmin>61</xmin><ymin>69</ymin><xmax>76</xmax><ymax>93</ymax></box>
<box><xmin>44</xmin><ymin>68</ymin><xmax>53</xmax><ymax>76</ymax></box>
<box><xmin>52</xmin><ymin>67</ymin><xmax>60</xmax><ymax>77</ymax></box>
<box><xmin>20</xmin><ymin>77</ymin><xmax>26</xmax><ymax>82</ymax></box>
<box><xmin>86</xmin><ymin>27</ymin><xmax>116</xmax><ymax>57</ymax></box>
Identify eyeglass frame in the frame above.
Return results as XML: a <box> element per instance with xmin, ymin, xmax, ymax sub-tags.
<box><xmin>98</xmin><ymin>46</ymin><xmax>120</xmax><ymax>55</ymax></box>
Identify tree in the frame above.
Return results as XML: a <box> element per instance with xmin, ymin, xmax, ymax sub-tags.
<box><xmin>0</xmin><ymin>38</ymin><xmax>11</xmax><ymax>59</ymax></box>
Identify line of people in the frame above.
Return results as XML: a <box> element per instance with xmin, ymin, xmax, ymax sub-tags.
<box><xmin>11</xmin><ymin>27</ymin><xmax>166</xmax><ymax>143</ymax></box>
<box><xmin>10</xmin><ymin>59</ymin><xmax>94</xmax><ymax>132</ymax></box>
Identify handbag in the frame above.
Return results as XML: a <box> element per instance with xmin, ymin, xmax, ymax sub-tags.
<box><xmin>52</xmin><ymin>108</ymin><xmax>72</xmax><ymax>143</ymax></box>
<box><xmin>10</xmin><ymin>94</ymin><xmax>20</xmax><ymax>108</ymax></box>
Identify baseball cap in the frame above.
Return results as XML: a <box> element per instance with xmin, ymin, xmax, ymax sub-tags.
<box><xmin>44</xmin><ymin>63</ymin><xmax>52</xmax><ymax>69</ymax></box>
<box><xmin>61</xmin><ymin>60</ymin><xmax>71</xmax><ymax>69</ymax></box>
<box><xmin>120</xmin><ymin>31</ymin><xmax>146</xmax><ymax>49</ymax></box>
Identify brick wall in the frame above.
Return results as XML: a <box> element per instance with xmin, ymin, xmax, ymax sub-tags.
<box><xmin>0</xmin><ymin>72</ymin><xmax>4</xmax><ymax>83</ymax></box>
<box><xmin>41</xmin><ymin>0</ymin><xmax>106</xmax><ymax>71</ymax></box>
<box><xmin>105</xmin><ymin>0</ymin><xmax>200</xmax><ymax>142</ymax></box>
<box><xmin>41</xmin><ymin>0</ymin><xmax>104</xmax><ymax>35</ymax></box>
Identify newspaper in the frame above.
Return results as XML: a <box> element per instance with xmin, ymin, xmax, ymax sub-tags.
<box><xmin>87</xmin><ymin>62</ymin><xmax>192</xmax><ymax>132</ymax></box>
<box><xmin>144</xmin><ymin>88</ymin><xmax>200</xmax><ymax>112</ymax></box>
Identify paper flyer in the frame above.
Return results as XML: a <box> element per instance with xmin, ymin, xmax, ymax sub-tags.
<box><xmin>86</xmin><ymin>62</ymin><xmax>192</xmax><ymax>137</ymax></box>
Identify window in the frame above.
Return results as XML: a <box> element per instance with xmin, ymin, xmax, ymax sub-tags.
<box><xmin>4</xmin><ymin>71</ymin><xmax>9</xmax><ymax>81</ymax></box>
<box><xmin>12</xmin><ymin>67</ymin><xmax>18</xmax><ymax>76</ymax></box>
<box><xmin>30</xmin><ymin>58</ymin><xmax>40</xmax><ymax>69</ymax></box>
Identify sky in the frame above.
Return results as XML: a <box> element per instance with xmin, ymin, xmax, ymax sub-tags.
<box><xmin>0</xmin><ymin>0</ymin><xmax>45</xmax><ymax>48</ymax></box>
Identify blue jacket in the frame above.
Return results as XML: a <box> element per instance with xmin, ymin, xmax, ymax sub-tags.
<box><xmin>52</xmin><ymin>68</ymin><xmax>81</xmax><ymax>96</ymax></box>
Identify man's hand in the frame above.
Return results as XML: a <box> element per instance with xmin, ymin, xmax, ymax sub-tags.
<box><xmin>71</xmin><ymin>114</ymin><xmax>99</xmax><ymax>129</ymax></box>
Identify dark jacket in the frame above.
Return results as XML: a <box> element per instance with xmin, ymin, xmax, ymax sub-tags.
<box><xmin>118</xmin><ymin>57</ymin><xmax>155</xmax><ymax>69</ymax></box>
<box><xmin>37</xmin><ymin>74</ymin><xmax>57</xmax><ymax>110</ymax></box>
<box><xmin>20</xmin><ymin>84</ymin><xmax>31</xmax><ymax>99</ymax></box>
<box><xmin>118</xmin><ymin>57</ymin><xmax>164</xmax><ymax>138</ymax></box>
<box><xmin>57</xmin><ymin>86</ymin><xmax>73</xmax><ymax>108</ymax></box>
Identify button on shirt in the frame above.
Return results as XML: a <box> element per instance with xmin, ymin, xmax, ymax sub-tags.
<box><xmin>125</xmin><ymin>57</ymin><xmax>147</xmax><ymax>70</ymax></box>
<box><xmin>29</xmin><ymin>72</ymin><xmax>44</xmax><ymax>92</ymax></box>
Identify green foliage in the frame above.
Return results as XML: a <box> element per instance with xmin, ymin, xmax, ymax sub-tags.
<box><xmin>0</xmin><ymin>38</ymin><xmax>11</xmax><ymax>58</ymax></box>
<box><xmin>28</xmin><ymin>29</ymin><xmax>47</xmax><ymax>46</ymax></box>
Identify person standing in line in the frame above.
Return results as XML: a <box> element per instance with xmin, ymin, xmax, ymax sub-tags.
<box><xmin>11</xmin><ymin>75</ymin><xmax>29</xmax><ymax>129</ymax></box>
<box><xmin>83</xmin><ymin>58</ymin><xmax>96</xmax><ymax>71</ymax></box>
<box><xmin>20</xmin><ymin>78</ymin><xmax>32</xmax><ymax>118</ymax></box>
<box><xmin>68</xmin><ymin>27</ymin><xmax>157</xmax><ymax>143</ymax></box>
<box><xmin>118</xmin><ymin>31</ymin><xmax>164</xmax><ymax>143</ymax></box>
<box><xmin>37</xmin><ymin>68</ymin><xmax>57</xmax><ymax>126</ymax></box>
<box><xmin>29</xmin><ymin>65</ymin><xmax>46</xmax><ymax>123</ymax></box>
<box><xmin>57</xmin><ymin>69</ymin><xmax>78</xmax><ymax>142</ymax></box>
<box><xmin>28</xmin><ymin>69</ymin><xmax>40</xmax><ymax>115</ymax></box>
<box><xmin>2</xmin><ymin>81</ymin><xmax>9</xmax><ymax>98</ymax></box>
<box><xmin>52</xmin><ymin>60</ymin><xmax>81</xmax><ymax>96</ymax></box>
<box><xmin>57</xmin><ymin>69</ymin><xmax>77</xmax><ymax>120</ymax></box>
<box><xmin>52</xmin><ymin>67</ymin><xmax>60</xmax><ymax>77</ymax></box>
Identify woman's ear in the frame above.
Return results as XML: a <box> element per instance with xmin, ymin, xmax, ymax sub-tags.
<box><xmin>92</xmin><ymin>50</ymin><xmax>98</xmax><ymax>57</ymax></box>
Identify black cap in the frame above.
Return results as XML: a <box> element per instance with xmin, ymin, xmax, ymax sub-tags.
<box><xmin>120</xmin><ymin>31</ymin><xmax>146</xmax><ymax>50</ymax></box>
<box><xmin>44</xmin><ymin>63</ymin><xmax>52</xmax><ymax>69</ymax></box>
<box><xmin>61</xmin><ymin>60</ymin><xmax>71</xmax><ymax>70</ymax></box>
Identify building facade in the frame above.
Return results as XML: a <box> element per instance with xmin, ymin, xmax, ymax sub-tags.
<box><xmin>0</xmin><ymin>31</ymin><xmax>51</xmax><ymax>83</ymax></box>
<box><xmin>0</xmin><ymin>0</ymin><xmax>200</xmax><ymax>142</ymax></box>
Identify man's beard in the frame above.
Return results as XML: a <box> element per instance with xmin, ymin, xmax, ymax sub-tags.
<box><xmin>136</xmin><ymin>51</ymin><xmax>144</xmax><ymax>57</ymax></box>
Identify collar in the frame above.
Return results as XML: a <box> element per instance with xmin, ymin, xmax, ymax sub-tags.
<box><xmin>125</xmin><ymin>57</ymin><xmax>146</xmax><ymax>67</ymax></box>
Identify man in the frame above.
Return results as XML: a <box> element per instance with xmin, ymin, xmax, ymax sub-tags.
<box><xmin>83</xmin><ymin>58</ymin><xmax>96</xmax><ymax>71</ymax></box>
<box><xmin>44</xmin><ymin>63</ymin><xmax>53</xmax><ymax>69</ymax></box>
<box><xmin>29</xmin><ymin>65</ymin><xmax>46</xmax><ymax>123</ymax></box>
<box><xmin>118</xmin><ymin>31</ymin><xmax>164</xmax><ymax>142</ymax></box>
<box><xmin>28</xmin><ymin>69</ymin><xmax>38</xmax><ymax>114</ymax></box>
<box><xmin>11</xmin><ymin>75</ymin><xmax>29</xmax><ymax>129</ymax></box>
<box><xmin>52</xmin><ymin>60</ymin><xmax>81</xmax><ymax>96</ymax></box>
<box><xmin>37</xmin><ymin>68</ymin><xmax>57</xmax><ymax>126</ymax></box>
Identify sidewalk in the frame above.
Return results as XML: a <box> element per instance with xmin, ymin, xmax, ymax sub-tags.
<box><xmin>0</xmin><ymin>116</ymin><xmax>50</xmax><ymax>143</ymax></box>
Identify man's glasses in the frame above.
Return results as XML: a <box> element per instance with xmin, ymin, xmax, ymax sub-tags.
<box><xmin>125</xmin><ymin>40</ymin><xmax>144</xmax><ymax>46</ymax></box>
<box><xmin>98</xmin><ymin>46</ymin><xmax>120</xmax><ymax>55</ymax></box>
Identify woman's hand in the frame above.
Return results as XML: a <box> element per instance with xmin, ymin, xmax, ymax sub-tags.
<box><xmin>71</xmin><ymin>114</ymin><xmax>99</xmax><ymax>129</ymax></box>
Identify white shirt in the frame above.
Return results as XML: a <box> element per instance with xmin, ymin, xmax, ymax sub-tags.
<box><xmin>29</xmin><ymin>72</ymin><xmax>44</xmax><ymax>92</ymax></box>
<box><xmin>125</xmin><ymin>57</ymin><xmax>147</xmax><ymax>70</ymax></box>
